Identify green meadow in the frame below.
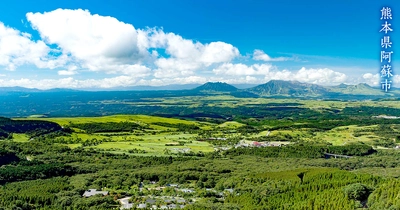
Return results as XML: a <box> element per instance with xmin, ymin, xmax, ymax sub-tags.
<box><xmin>16</xmin><ymin>95</ymin><xmax>400</xmax><ymax>156</ymax></box>
<box><xmin>19</xmin><ymin>115</ymin><xmax>215</xmax><ymax>155</ymax></box>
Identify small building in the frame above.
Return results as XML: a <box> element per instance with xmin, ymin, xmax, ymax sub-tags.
<box><xmin>166</xmin><ymin>184</ymin><xmax>179</xmax><ymax>187</ymax></box>
<box><xmin>146</xmin><ymin>199</ymin><xmax>156</xmax><ymax>205</ymax></box>
<box><xmin>82</xmin><ymin>189</ymin><xmax>109</xmax><ymax>197</ymax></box>
<box><xmin>148</xmin><ymin>186</ymin><xmax>165</xmax><ymax>191</ymax></box>
<box><xmin>118</xmin><ymin>197</ymin><xmax>133</xmax><ymax>209</ymax></box>
<box><xmin>168</xmin><ymin>204</ymin><xmax>177</xmax><ymax>209</ymax></box>
<box><xmin>121</xmin><ymin>203</ymin><xmax>133</xmax><ymax>209</ymax></box>
<box><xmin>179</xmin><ymin>188</ymin><xmax>195</xmax><ymax>193</ymax></box>
<box><xmin>253</xmin><ymin>142</ymin><xmax>261</xmax><ymax>147</ymax></box>
<box><xmin>225</xmin><ymin>188</ymin><xmax>234</xmax><ymax>193</ymax></box>
<box><xmin>137</xmin><ymin>203</ymin><xmax>147</xmax><ymax>209</ymax></box>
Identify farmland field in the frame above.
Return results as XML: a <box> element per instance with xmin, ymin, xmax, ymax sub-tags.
<box><xmin>18</xmin><ymin>115</ymin><xmax>216</xmax><ymax>156</ymax></box>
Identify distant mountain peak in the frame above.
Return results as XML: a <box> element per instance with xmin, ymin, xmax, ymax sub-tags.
<box><xmin>326</xmin><ymin>82</ymin><xmax>384</xmax><ymax>96</ymax></box>
<box><xmin>0</xmin><ymin>86</ymin><xmax>79</xmax><ymax>92</ymax></box>
<box><xmin>356</xmin><ymin>83</ymin><xmax>371</xmax><ymax>87</ymax></box>
<box><xmin>336</xmin><ymin>83</ymin><xmax>349</xmax><ymax>88</ymax></box>
<box><xmin>194</xmin><ymin>82</ymin><xmax>238</xmax><ymax>92</ymax></box>
<box><xmin>0</xmin><ymin>86</ymin><xmax>40</xmax><ymax>92</ymax></box>
<box><xmin>247</xmin><ymin>80</ymin><xmax>327</xmax><ymax>97</ymax></box>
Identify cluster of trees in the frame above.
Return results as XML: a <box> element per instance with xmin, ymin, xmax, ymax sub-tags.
<box><xmin>0</xmin><ymin>118</ymin><xmax>62</xmax><ymax>139</ymax></box>
<box><xmin>0</xmin><ymin>177</ymin><xmax>71</xmax><ymax>209</ymax></box>
<box><xmin>224</xmin><ymin>144</ymin><xmax>376</xmax><ymax>158</ymax></box>
<box><xmin>342</xmin><ymin>106</ymin><xmax>400</xmax><ymax>117</ymax></box>
<box><xmin>0</xmin><ymin>129</ymin><xmax>9</xmax><ymax>139</ymax></box>
<box><xmin>69</xmin><ymin>121</ymin><xmax>144</xmax><ymax>133</ymax></box>
<box><xmin>236</xmin><ymin>125</ymin><xmax>260</xmax><ymax>134</ymax></box>
<box><xmin>224</xmin><ymin>169</ymin><xmax>380</xmax><ymax>209</ymax></box>
<box><xmin>44</xmin><ymin>136</ymin><xmax>113</xmax><ymax>145</ymax></box>
<box><xmin>151</xmin><ymin>122</ymin><xmax>200</xmax><ymax>132</ymax></box>
<box><xmin>368</xmin><ymin>179</ymin><xmax>400</xmax><ymax>209</ymax></box>
<box><xmin>0</xmin><ymin>162</ymin><xmax>75</xmax><ymax>184</ymax></box>
<box><xmin>0</xmin><ymin>177</ymin><xmax>117</xmax><ymax>209</ymax></box>
<box><xmin>0</xmin><ymin>149</ymin><xmax>20</xmax><ymax>166</ymax></box>
<box><xmin>128</xmin><ymin>148</ymin><xmax>147</xmax><ymax>154</ymax></box>
<box><xmin>0</xmin><ymin>141</ymin><xmax>71</xmax><ymax>156</ymax></box>
<box><xmin>266</xmin><ymin>118</ymin><xmax>400</xmax><ymax>133</ymax></box>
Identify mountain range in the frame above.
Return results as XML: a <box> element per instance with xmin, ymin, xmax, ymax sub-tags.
<box><xmin>0</xmin><ymin>80</ymin><xmax>397</xmax><ymax>98</ymax></box>
<box><xmin>192</xmin><ymin>80</ymin><xmax>396</xmax><ymax>98</ymax></box>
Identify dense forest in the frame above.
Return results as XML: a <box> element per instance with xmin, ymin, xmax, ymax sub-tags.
<box><xmin>69</xmin><ymin>122</ymin><xmax>144</xmax><ymax>134</ymax></box>
<box><xmin>224</xmin><ymin>144</ymin><xmax>376</xmax><ymax>158</ymax></box>
<box><xmin>0</xmin><ymin>140</ymin><xmax>399</xmax><ymax>209</ymax></box>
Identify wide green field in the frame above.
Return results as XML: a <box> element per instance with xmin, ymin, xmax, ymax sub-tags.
<box><xmin>254</xmin><ymin>125</ymin><xmax>386</xmax><ymax>146</ymax></box>
<box><xmin>29</xmin><ymin>114</ymin><xmax>202</xmax><ymax>127</ymax></box>
<box><xmin>18</xmin><ymin>115</ymin><xmax>216</xmax><ymax>155</ymax></box>
<box><xmin>17</xmin><ymin>105</ymin><xmax>400</xmax><ymax>155</ymax></box>
<box><xmin>96</xmin><ymin>95</ymin><xmax>400</xmax><ymax>110</ymax></box>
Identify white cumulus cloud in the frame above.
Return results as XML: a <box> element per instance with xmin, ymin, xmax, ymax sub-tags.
<box><xmin>362</xmin><ymin>73</ymin><xmax>380</xmax><ymax>86</ymax></box>
<box><xmin>136</xmin><ymin>76</ymin><xmax>207</xmax><ymax>86</ymax></box>
<box><xmin>0</xmin><ymin>22</ymin><xmax>62</xmax><ymax>70</ymax></box>
<box><xmin>23</xmin><ymin>9</ymin><xmax>240</xmax><ymax>79</ymax></box>
<box><xmin>0</xmin><ymin>76</ymin><xmax>138</xmax><ymax>89</ymax></box>
<box><xmin>213</xmin><ymin>63</ymin><xmax>274</xmax><ymax>76</ymax></box>
<box><xmin>58</xmin><ymin>70</ymin><xmax>76</xmax><ymax>76</ymax></box>
<box><xmin>26</xmin><ymin>9</ymin><xmax>150</xmax><ymax>76</ymax></box>
<box><xmin>253</xmin><ymin>49</ymin><xmax>290</xmax><ymax>62</ymax></box>
<box><xmin>209</xmin><ymin>76</ymin><xmax>259</xmax><ymax>84</ymax></box>
<box><xmin>290</xmin><ymin>67</ymin><xmax>347</xmax><ymax>84</ymax></box>
<box><xmin>361</xmin><ymin>73</ymin><xmax>400</xmax><ymax>87</ymax></box>
<box><xmin>212</xmin><ymin>63</ymin><xmax>348</xmax><ymax>86</ymax></box>
<box><xmin>144</xmin><ymin>29</ymin><xmax>240</xmax><ymax>78</ymax></box>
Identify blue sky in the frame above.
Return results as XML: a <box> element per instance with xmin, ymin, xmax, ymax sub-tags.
<box><xmin>0</xmin><ymin>0</ymin><xmax>398</xmax><ymax>89</ymax></box>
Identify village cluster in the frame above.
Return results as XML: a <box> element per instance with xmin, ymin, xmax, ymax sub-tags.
<box><xmin>82</xmin><ymin>183</ymin><xmax>235</xmax><ymax>209</ymax></box>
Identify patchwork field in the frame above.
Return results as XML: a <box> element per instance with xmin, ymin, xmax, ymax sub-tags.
<box><xmin>30</xmin><ymin>115</ymin><xmax>204</xmax><ymax>127</ymax></box>
<box><xmin>92</xmin><ymin>95</ymin><xmax>400</xmax><ymax>110</ymax></box>
<box><xmin>19</xmin><ymin>115</ymin><xmax>216</xmax><ymax>155</ymax></box>
<box><xmin>16</xmin><ymin>98</ymin><xmax>400</xmax><ymax>156</ymax></box>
